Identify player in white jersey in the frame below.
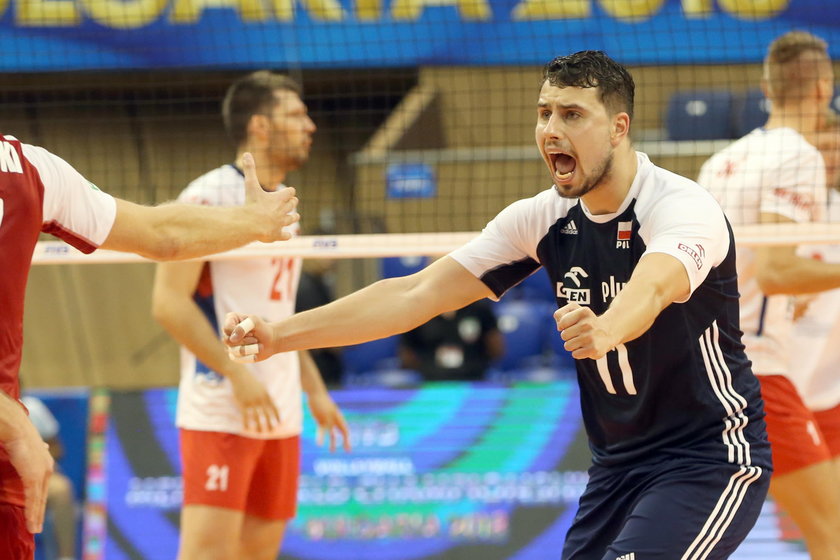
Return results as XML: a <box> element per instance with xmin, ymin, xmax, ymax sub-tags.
<box><xmin>223</xmin><ymin>51</ymin><xmax>771</xmax><ymax>560</ymax></box>
<box><xmin>1</xmin><ymin>131</ymin><xmax>299</xmax><ymax>560</ymax></box>
<box><xmin>698</xmin><ymin>31</ymin><xmax>840</xmax><ymax>560</ymax></box>
<box><xmin>791</xmin><ymin>117</ymin><xmax>840</xmax><ymax>486</ymax></box>
<box><xmin>152</xmin><ymin>71</ymin><xmax>349</xmax><ymax>560</ymax></box>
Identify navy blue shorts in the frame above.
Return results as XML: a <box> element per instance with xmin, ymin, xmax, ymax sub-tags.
<box><xmin>562</xmin><ymin>457</ymin><xmax>770</xmax><ymax>560</ymax></box>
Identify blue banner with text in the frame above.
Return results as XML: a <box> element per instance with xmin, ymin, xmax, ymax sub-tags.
<box><xmin>0</xmin><ymin>0</ymin><xmax>838</xmax><ymax>71</ymax></box>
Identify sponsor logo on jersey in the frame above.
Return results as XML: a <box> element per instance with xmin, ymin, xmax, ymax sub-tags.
<box><xmin>773</xmin><ymin>187</ymin><xmax>814</xmax><ymax>213</ymax></box>
<box><xmin>678</xmin><ymin>242</ymin><xmax>705</xmax><ymax>269</ymax></box>
<box><xmin>616</xmin><ymin>220</ymin><xmax>632</xmax><ymax>249</ymax></box>
<box><xmin>601</xmin><ymin>275</ymin><xmax>627</xmax><ymax>303</ymax></box>
<box><xmin>557</xmin><ymin>266</ymin><xmax>590</xmax><ymax>304</ymax></box>
<box><xmin>0</xmin><ymin>142</ymin><xmax>23</xmax><ymax>174</ymax></box>
<box><xmin>616</xmin><ymin>554</ymin><xmax>635</xmax><ymax>560</ymax></box>
<box><xmin>560</xmin><ymin>219</ymin><xmax>578</xmax><ymax>235</ymax></box>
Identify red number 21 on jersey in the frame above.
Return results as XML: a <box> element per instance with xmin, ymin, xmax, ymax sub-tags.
<box><xmin>270</xmin><ymin>257</ymin><xmax>296</xmax><ymax>301</ymax></box>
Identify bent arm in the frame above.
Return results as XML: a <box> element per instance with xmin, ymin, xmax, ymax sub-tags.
<box><xmin>756</xmin><ymin>213</ymin><xmax>840</xmax><ymax>295</ymax></box>
<box><xmin>0</xmin><ymin>392</ymin><xmax>53</xmax><ymax>534</ymax></box>
<box><xmin>152</xmin><ymin>260</ymin><xmax>250</xmax><ymax>382</ymax></box>
<box><xmin>270</xmin><ymin>257</ymin><xmax>495</xmax><ymax>354</ymax></box>
<box><xmin>600</xmin><ymin>252</ymin><xmax>690</xmax><ymax>346</ymax></box>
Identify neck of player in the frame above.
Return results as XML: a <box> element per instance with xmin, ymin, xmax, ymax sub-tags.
<box><xmin>236</xmin><ymin>149</ymin><xmax>287</xmax><ymax>192</ymax></box>
<box><xmin>581</xmin><ymin>144</ymin><xmax>639</xmax><ymax>215</ymax></box>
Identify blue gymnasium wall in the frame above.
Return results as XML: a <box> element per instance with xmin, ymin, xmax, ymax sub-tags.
<box><xmin>0</xmin><ymin>0</ymin><xmax>838</xmax><ymax>71</ymax></box>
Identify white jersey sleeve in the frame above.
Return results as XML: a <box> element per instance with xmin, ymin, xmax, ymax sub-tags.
<box><xmin>699</xmin><ymin>128</ymin><xmax>826</xmax><ymax>226</ymax></box>
<box><xmin>759</xmin><ymin>145</ymin><xmax>825</xmax><ymax>223</ymax></box>
<box><xmin>449</xmin><ymin>189</ymin><xmax>563</xmax><ymax>299</ymax></box>
<box><xmin>637</xmin><ymin>172</ymin><xmax>731</xmax><ymax>301</ymax></box>
<box><xmin>22</xmin><ymin>143</ymin><xmax>116</xmax><ymax>251</ymax></box>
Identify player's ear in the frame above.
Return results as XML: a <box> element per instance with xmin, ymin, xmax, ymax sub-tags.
<box><xmin>760</xmin><ymin>77</ymin><xmax>773</xmax><ymax>104</ymax></box>
<box><xmin>611</xmin><ymin>112</ymin><xmax>630</xmax><ymax>145</ymax></box>
<box><xmin>246</xmin><ymin>113</ymin><xmax>271</xmax><ymax>143</ymax></box>
<box><xmin>816</xmin><ymin>77</ymin><xmax>833</xmax><ymax>105</ymax></box>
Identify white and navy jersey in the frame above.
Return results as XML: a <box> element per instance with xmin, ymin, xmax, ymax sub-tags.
<box><xmin>698</xmin><ymin>127</ymin><xmax>827</xmax><ymax>378</ymax></box>
<box><xmin>792</xmin><ymin>189</ymin><xmax>840</xmax><ymax>411</ymax></box>
<box><xmin>175</xmin><ymin>164</ymin><xmax>303</xmax><ymax>439</ymax></box>
<box><xmin>451</xmin><ymin>152</ymin><xmax>770</xmax><ymax>470</ymax></box>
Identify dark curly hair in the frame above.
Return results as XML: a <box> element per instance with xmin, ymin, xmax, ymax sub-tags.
<box><xmin>542</xmin><ymin>50</ymin><xmax>635</xmax><ymax>120</ymax></box>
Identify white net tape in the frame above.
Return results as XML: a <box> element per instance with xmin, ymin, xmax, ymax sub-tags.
<box><xmin>31</xmin><ymin>223</ymin><xmax>840</xmax><ymax>265</ymax></box>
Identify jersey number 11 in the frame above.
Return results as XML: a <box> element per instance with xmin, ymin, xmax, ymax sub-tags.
<box><xmin>595</xmin><ymin>343</ymin><xmax>637</xmax><ymax>395</ymax></box>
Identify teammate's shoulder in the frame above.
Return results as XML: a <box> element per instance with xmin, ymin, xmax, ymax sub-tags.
<box><xmin>187</xmin><ymin>164</ymin><xmax>241</xmax><ymax>187</ymax></box>
<box><xmin>737</xmin><ymin>127</ymin><xmax>817</xmax><ymax>159</ymax></box>
<box><xmin>0</xmin><ymin>135</ymin><xmax>50</xmax><ymax>163</ymax></box>
<box><xmin>181</xmin><ymin>164</ymin><xmax>241</xmax><ymax>199</ymax></box>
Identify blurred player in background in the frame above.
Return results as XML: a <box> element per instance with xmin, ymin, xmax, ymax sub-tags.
<box><xmin>790</xmin><ymin>113</ymin><xmax>840</xmax><ymax>485</ymax></box>
<box><xmin>152</xmin><ymin>71</ymin><xmax>350</xmax><ymax>560</ymax></box>
<box><xmin>224</xmin><ymin>51</ymin><xmax>771</xmax><ymax>560</ymax></box>
<box><xmin>698</xmin><ymin>31</ymin><xmax>840</xmax><ymax>560</ymax></box>
<box><xmin>0</xmin><ymin>128</ymin><xmax>298</xmax><ymax>560</ymax></box>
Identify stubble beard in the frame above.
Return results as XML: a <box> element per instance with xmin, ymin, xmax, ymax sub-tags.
<box><xmin>554</xmin><ymin>151</ymin><xmax>614</xmax><ymax>200</ymax></box>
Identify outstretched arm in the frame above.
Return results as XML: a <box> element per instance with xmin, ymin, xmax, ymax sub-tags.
<box><xmin>557</xmin><ymin>252</ymin><xmax>689</xmax><ymax>360</ymax></box>
<box><xmin>102</xmin><ymin>153</ymin><xmax>299</xmax><ymax>261</ymax></box>
<box><xmin>225</xmin><ymin>256</ymin><xmax>495</xmax><ymax>361</ymax></box>
<box><xmin>0</xmin><ymin>392</ymin><xmax>54</xmax><ymax>534</ymax></box>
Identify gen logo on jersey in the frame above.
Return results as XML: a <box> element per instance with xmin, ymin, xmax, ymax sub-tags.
<box><xmin>557</xmin><ymin>266</ymin><xmax>591</xmax><ymax>304</ymax></box>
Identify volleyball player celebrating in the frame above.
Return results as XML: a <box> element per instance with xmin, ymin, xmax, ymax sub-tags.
<box><xmin>225</xmin><ymin>51</ymin><xmax>771</xmax><ymax>560</ymax></box>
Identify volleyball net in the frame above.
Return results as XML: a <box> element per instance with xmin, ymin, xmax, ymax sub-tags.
<box><xmin>27</xmin><ymin>223</ymin><xmax>840</xmax><ymax>267</ymax></box>
<box><xmin>11</xmin><ymin>1</ymin><xmax>840</xmax><ymax>392</ymax></box>
<box><xmin>2</xmin><ymin>0</ymin><xmax>838</xmax><ymax>251</ymax></box>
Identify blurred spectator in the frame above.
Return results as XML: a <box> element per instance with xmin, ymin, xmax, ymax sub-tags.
<box><xmin>296</xmin><ymin>257</ymin><xmax>344</xmax><ymax>386</ymax></box>
<box><xmin>21</xmin><ymin>396</ymin><xmax>77</xmax><ymax>560</ymax></box>
<box><xmin>399</xmin><ymin>300</ymin><xmax>504</xmax><ymax>381</ymax></box>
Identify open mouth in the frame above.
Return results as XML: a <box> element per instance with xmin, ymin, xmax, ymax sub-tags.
<box><xmin>549</xmin><ymin>152</ymin><xmax>577</xmax><ymax>183</ymax></box>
